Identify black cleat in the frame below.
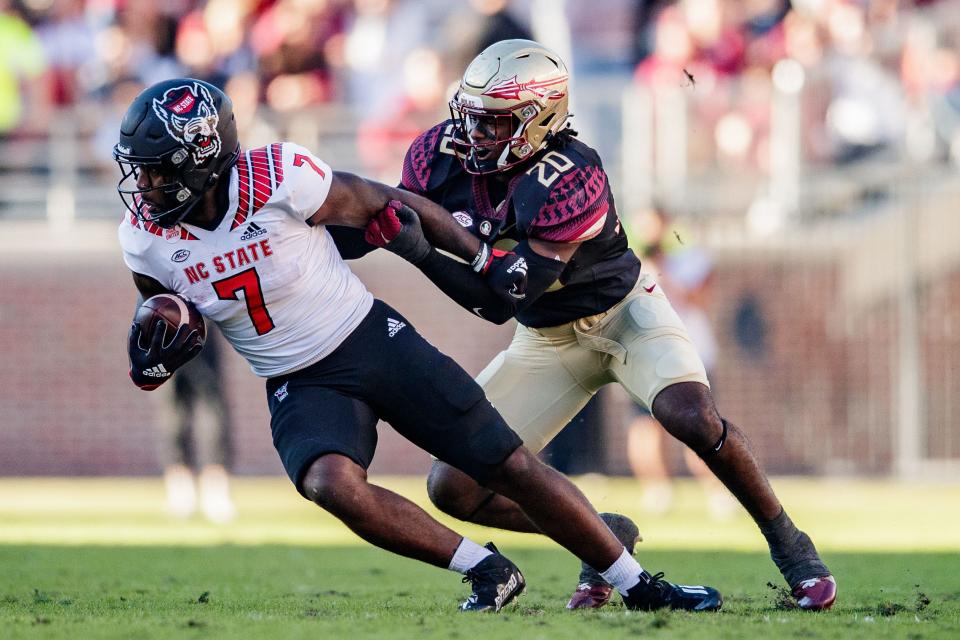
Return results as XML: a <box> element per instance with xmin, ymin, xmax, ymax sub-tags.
<box><xmin>621</xmin><ymin>571</ymin><xmax>723</xmax><ymax>612</ymax></box>
<box><xmin>567</xmin><ymin>513</ymin><xmax>642</xmax><ymax>609</ymax></box>
<box><xmin>459</xmin><ymin>543</ymin><xmax>526</xmax><ymax>612</ymax></box>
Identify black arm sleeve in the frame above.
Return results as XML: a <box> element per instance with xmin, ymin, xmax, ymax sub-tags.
<box><xmin>327</xmin><ymin>225</ymin><xmax>378</xmax><ymax>260</ymax></box>
<box><xmin>415</xmin><ymin>242</ymin><xmax>565</xmax><ymax>325</ymax></box>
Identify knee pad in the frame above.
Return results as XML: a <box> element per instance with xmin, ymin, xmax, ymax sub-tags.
<box><xmin>695</xmin><ymin>418</ymin><xmax>729</xmax><ymax>459</ymax></box>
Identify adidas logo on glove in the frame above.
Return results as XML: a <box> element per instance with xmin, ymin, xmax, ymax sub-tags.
<box><xmin>142</xmin><ymin>364</ymin><xmax>171</xmax><ymax>378</ymax></box>
<box><xmin>506</xmin><ymin>257</ymin><xmax>527</xmax><ymax>276</ymax></box>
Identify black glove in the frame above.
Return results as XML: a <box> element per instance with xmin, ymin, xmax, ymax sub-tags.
<box><xmin>483</xmin><ymin>249</ymin><xmax>529</xmax><ymax>301</ymax></box>
<box><xmin>364</xmin><ymin>200</ymin><xmax>431</xmax><ymax>264</ymax></box>
<box><xmin>128</xmin><ymin>319</ymin><xmax>203</xmax><ymax>391</ymax></box>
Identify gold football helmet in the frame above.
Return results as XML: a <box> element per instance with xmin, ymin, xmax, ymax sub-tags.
<box><xmin>449</xmin><ymin>39</ymin><xmax>571</xmax><ymax>174</ymax></box>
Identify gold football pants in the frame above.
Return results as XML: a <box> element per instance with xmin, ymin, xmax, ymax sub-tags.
<box><xmin>476</xmin><ymin>274</ymin><xmax>710</xmax><ymax>453</ymax></box>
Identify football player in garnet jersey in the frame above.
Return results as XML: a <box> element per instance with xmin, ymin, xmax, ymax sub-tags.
<box><xmin>364</xmin><ymin>40</ymin><xmax>836</xmax><ymax>611</ymax></box>
<box><xmin>115</xmin><ymin>78</ymin><xmax>722</xmax><ymax>613</ymax></box>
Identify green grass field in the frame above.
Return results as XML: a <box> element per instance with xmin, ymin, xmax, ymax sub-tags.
<box><xmin>1</xmin><ymin>476</ymin><xmax>958</xmax><ymax>639</ymax></box>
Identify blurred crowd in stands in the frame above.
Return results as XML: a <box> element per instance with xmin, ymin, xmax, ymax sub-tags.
<box><xmin>634</xmin><ymin>0</ymin><xmax>960</xmax><ymax>171</ymax></box>
<box><xmin>1</xmin><ymin>0</ymin><xmax>959</xmax><ymax>182</ymax></box>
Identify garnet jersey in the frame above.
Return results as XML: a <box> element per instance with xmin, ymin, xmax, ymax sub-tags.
<box><xmin>401</xmin><ymin>121</ymin><xmax>641</xmax><ymax>327</ymax></box>
<box><xmin>118</xmin><ymin>142</ymin><xmax>373</xmax><ymax>378</ymax></box>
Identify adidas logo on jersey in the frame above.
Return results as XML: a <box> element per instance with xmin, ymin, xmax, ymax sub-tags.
<box><xmin>142</xmin><ymin>364</ymin><xmax>171</xmax><ymax>378</ymax></box>
<box><xmin>387</xmin><ymin>318</ymin><xmax>406</xmax><ymax>338</ymax></box>
<box><xmin>240</xmin><ymin>222</ymin><xmax>267</xmax><ymax>241</ymax></box>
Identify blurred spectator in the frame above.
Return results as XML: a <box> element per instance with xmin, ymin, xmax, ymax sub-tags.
<box><xmin>251</xmin><ymin>0</ymin><xmax>347</xmax><ymax>111</ymax></box>
<box><xmin>155</xmin><ymin>327</ymin><xmax>236</xmax><ymax>524</ymax></box>
<box><xmin>91</xmin><ymin>79</ymin><xmax>147</xmax><ymax>169</ymax></box>
<box><xmin>0</xmin><ymin>0</ymin><xmax>47</xmax><ymax>135</ymax></box>
<box><xmin>35</xmin><ymin>0</ymin><xmax>95</xmax><ymax>108</ymax></box>
<box><xmin>625</xmin><ymin>206</ymin><xmax>736</xmax><ymax>518</ymax></box>
<box><xmin>355</xmin><ymin>45</ymin><xmax>448</xmax><ymax>180</ymax></box>
<box><xmin>631</xmin><ymin>0</ymin><xmax>672</xmax><ymax>64</ymax></box>
<box><xmin>335</xmin><ymin>0</ymin><xmax>428</xmax><ymax>118</ymax></box>
<box><xmin>819</xmin><ymin>0</ymin><xmax>906</xmax><ymax>163</ymax></box>
<box><xmin>900</xmin><ymin>8</ymin><xmax>960</xmax><ymax>164</ymax></box>
<box><xmin>442</xmin><ymin>0</ymin><xmax>533</xmax><ymax>77</ymax></box>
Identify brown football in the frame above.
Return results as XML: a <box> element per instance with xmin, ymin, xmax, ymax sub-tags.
<box><xmin>134</xmin><ymin>293</ymin><xmax>206</xmax><ymax>346</ymax></box>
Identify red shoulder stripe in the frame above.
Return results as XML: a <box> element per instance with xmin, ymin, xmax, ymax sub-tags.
<box><xmin>231</xmin><ymin>151</ymin><xmax>252</xmax><ymax>230</ymax></box>
<box><xmin>249</xmin><ymin>147</ymin><xmax>272</xmax><ymax>211</ymax></box>
<box><xmin>231</xmin><ymin>144</ymin><xmax>285</xmax><ymax>231</ymax></box>
<box><xmin>270</xmin><ymin>143</ymin><xmax>284</xmax><ymax>187</ymax></box>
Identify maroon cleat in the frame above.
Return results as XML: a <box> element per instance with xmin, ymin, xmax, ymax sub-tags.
<box><xmin>567</xmin><ymin>583</ymin><xmax>614</xmax><ymax>609</ymax></box>
<box><xmin>566</xmin><ymin>513</ymin><xmax>641</xmax><ymax>610</ymax></box>
<box><xmin>792</xmin><ymin>575</ymin><xmax>837</xmax><ymax>611</ymax></box>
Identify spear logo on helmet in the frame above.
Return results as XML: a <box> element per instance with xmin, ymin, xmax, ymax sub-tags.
<box><xmin>481</xmin><ymin>75</ymin><xmax>568</xmax><ymax>101</ymax></box>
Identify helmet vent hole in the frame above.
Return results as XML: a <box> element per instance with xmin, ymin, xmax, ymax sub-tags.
<box><xmin>542</xmin><ymin>113</ymin><xmax>556</xmax><ymax>128</ymax></box>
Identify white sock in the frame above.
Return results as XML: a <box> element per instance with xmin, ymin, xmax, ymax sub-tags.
<box><xmin>600</xmin><ymin>548</ymin><xmax>644</xmax><ymax>593</ymax></box>
<box><xmin>447</xmin><ymin>538</ymin><xmax>493</xmax><ymax>573</ymax></box>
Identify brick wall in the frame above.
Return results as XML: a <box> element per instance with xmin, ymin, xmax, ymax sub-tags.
<box><xmin>2</xmin><ymin>221</ymin><xmax>958</xmax><ymax>477</ymax></box>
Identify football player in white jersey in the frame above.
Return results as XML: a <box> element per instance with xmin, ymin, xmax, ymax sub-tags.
<box><xmin>113</xmin><ymin>78</ymin><xmax>721</xmax><ymax>612</ymax></box>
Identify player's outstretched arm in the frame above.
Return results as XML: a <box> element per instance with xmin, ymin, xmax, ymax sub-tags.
<box><xmin>307</xmin><ymin>171</ymin><xmax>481</xmax><ymax>263</ymax></box>
<box><xmin>366</xmin><ymin>207</ymin><xmax>570</xmax><ymax>324</ymax></box>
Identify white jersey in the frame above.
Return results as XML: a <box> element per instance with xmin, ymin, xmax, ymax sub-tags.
<box><xmin>118</xmin><ymin>142</ymin><xmax>374</xmax><ymax>378</ymax></box>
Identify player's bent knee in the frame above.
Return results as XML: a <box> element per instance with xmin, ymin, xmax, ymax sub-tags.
<box><xmin>485</xmin><ymin>446</ymin><xmax>540</xmax><ymax>493</ymax></box>
<box><xmin>426</xmin><ymin>461</ymin><xmax>485</xmax><ymax>520</ymax></box>
<box><xmin>301</xmin><ymin>454</ymin><xmax>367</xmax><ymax>510</ymax></box>
<box><xmin>653</xmin><ymin>386</ymin><xmax>724</xmax><ymax>453</ymax></box>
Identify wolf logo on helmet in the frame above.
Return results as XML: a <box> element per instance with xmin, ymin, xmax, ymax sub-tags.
<box><xmin>152</xmin><ymin>83</ymin><xmax>222</xmax><ymax>166</ymax></box>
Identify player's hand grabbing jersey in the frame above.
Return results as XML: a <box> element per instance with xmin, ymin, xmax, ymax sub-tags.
<box><xmin>400</xmin><ymin>121</ymin><xmax>641</xmax><ymax>327</ymax></box>
<box><xmin>118</xmin><ymin>142</ymin><xmax>373</xmax><ymax>377</ymax></box>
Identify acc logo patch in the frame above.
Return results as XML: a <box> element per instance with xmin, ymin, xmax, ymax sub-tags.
<box><xmin>171</xmin><ymin>249</ymin><xmax>191</xmax><ymax>263</ymax></box>
<box><xmin>452</xmin><ymin>211</ymin><xmax>473</xmax><ymax>228</ymax></box>
<box><xmin>274</xmin><ymin>382</ymin><xmax>289</xmax><ymax>403</ymax></box>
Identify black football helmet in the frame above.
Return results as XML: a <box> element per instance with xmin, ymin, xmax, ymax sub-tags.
<box><xmin>114</xmin><ymin>78</ymin><xmax>239</xmax><ymax>228</ymax></box>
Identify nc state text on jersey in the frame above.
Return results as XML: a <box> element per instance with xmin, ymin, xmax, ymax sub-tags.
<box><xmin>183</xmin><ymin>239</ymin><xmax>273</xmax><ymax>284</ymax></box>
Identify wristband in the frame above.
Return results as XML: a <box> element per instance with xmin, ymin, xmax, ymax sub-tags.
<box><xmin>470</xmin><ymin>243</ymin><xmax>492</xmax><ymax>273</ymax></box>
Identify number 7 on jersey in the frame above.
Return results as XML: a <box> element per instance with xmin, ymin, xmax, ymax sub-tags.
<box><xmin>212</xmin><ymin>267</ymin><xmax>276</xmax><ymax>335</ymax></box>
<box><xmin>294</xmin><ymin>153</ymin><xmax>326</xmax><ymax>178</ymax></box>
